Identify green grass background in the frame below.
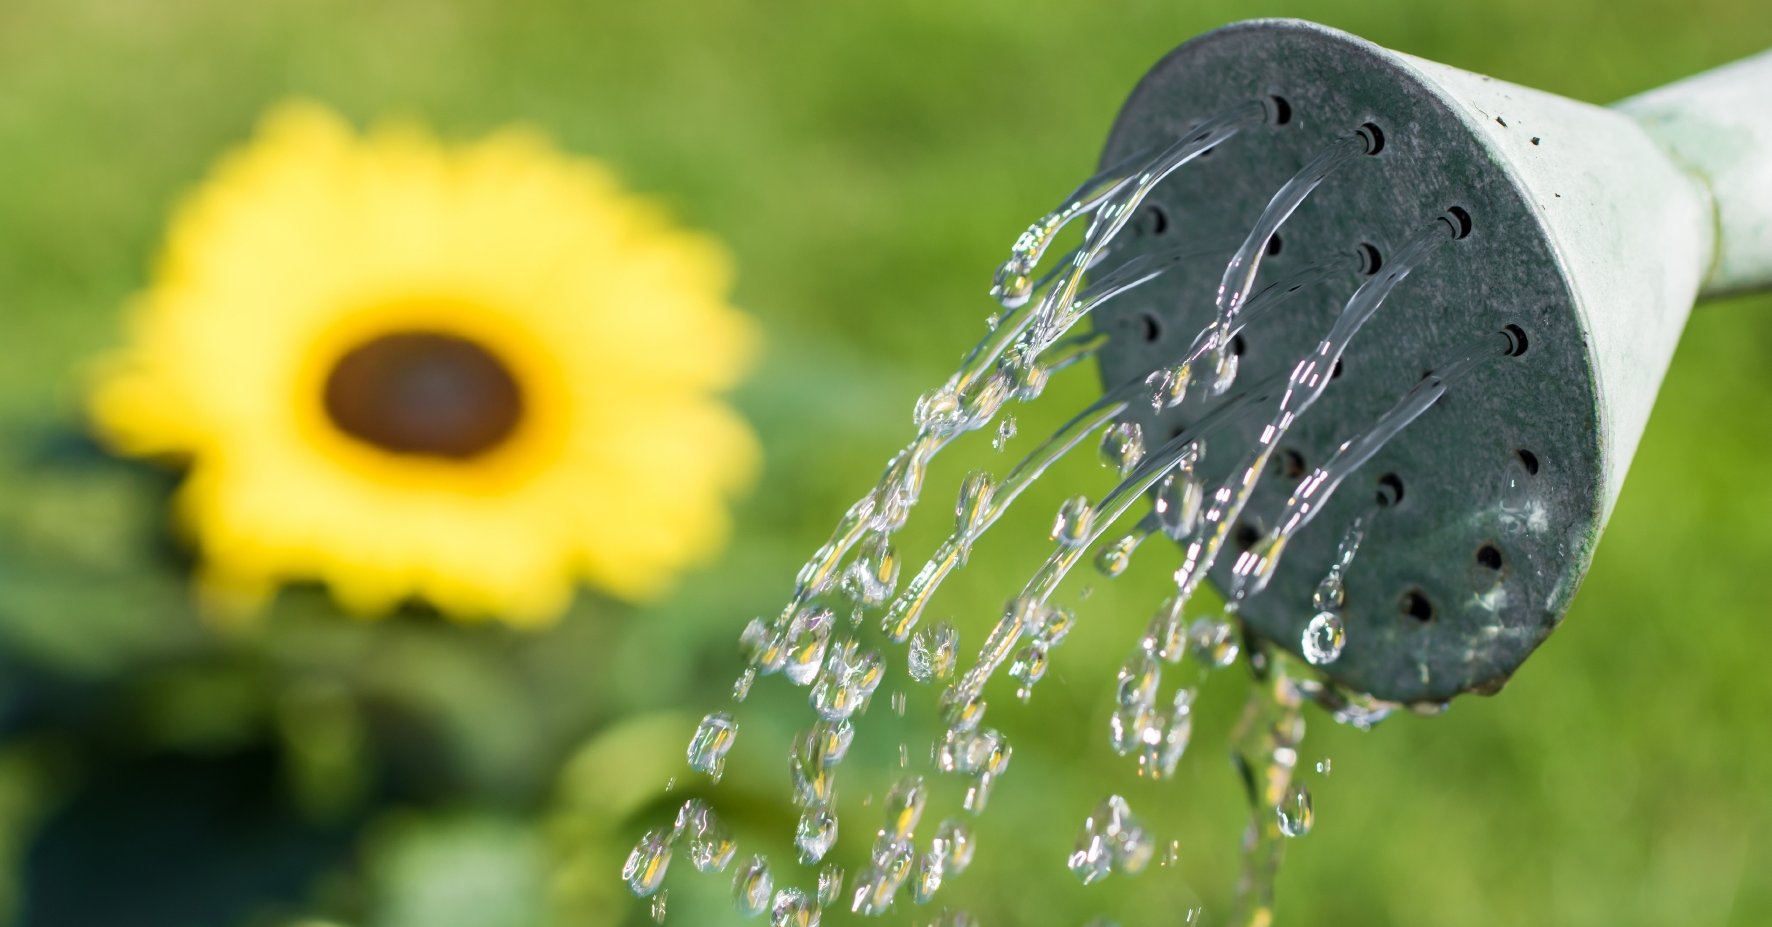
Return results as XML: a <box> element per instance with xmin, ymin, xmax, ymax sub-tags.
<box><xmin>1</xmin><ymin>1</ymin><xmax>1771</xmax><ymax>926</ymax></box>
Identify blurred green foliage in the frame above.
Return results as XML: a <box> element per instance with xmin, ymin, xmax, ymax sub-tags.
<box><xmin>0</xmin><ymin>1</ymin><xmax>1770</xmax><ymax>925</ymax></box>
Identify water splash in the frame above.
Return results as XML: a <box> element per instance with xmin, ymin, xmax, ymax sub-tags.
<box><xmin>620</xmin><ymin>99</ymin><xmax>1496</xmax><ymax>925</ymax></box>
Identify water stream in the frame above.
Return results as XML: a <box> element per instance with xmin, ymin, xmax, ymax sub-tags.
<box><xmin>624</xmin><ymin>101</ymin><xmax>1504</xmax><ymax>925</ymax></box>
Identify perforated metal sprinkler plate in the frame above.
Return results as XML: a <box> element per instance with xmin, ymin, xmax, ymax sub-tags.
<box><xmin>1091</xmin><ymin>20</ymin><xmax>1753</xmax><ymax>704</ymax></box>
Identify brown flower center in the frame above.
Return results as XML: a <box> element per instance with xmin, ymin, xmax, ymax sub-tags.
<box><xmin>323</xmin><ymin>331</ymin><xmax>524</xmax><ymax>459</ymax></box>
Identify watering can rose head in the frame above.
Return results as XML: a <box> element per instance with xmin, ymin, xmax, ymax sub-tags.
<box><xmin>85</xmin><ymin>101</ymin><xmax>760</xmax><ymax>627</ymax></box>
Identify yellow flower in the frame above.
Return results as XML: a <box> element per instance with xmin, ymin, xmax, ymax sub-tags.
<box><xmin>88</xmin><ymin>102</ymin><xmax>759</xmax><ymax>627</ymax></box>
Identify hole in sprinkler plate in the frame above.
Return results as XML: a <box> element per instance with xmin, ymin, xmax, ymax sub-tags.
<box><xmin>1230</xmin><ymin>334</ymin><xmax>1247</xmax><ymax>357</ymax></box>
<box><xmin>1330</xmin><ymin>359</ymin><xmax>1344</xmax><ymax>380</ymax></box>
<box><xmin>1399</xmin><ymin>588</ymin><xmax>1435</xmax><ymax>623</ymax></box>
<box><xmin>1274</xmin><ymin>448</ymin><xmax>1307</xmax><ymax>480</ymax></box>
<box><xmin>1144</xmin><ymin>205</ymin><xmax>1170</xmax><ymax>236</ymax></box>
<box><xmin>1139</xmin><ymin>313</ymin><xmax>1162</xmax><ymax>343</ymax></box>
<box><xmin>1265</xmin><ymin>233</ymin><xmax>1283</xmax><ymax>257</ymax></box>
<box><xmin>1476</xmin><ymin>543</ymin><xmax>1504</xmax><ymax>572</ymax></box>
<box><xmin>1233</xmin><ymin>520</ymin><xmax>1263</xmax><ymax>552</ymax></box>
<box><xmin>1503</xmin><ymin>324</ymin><xmax>1530</xmax><ymax>357</ymax></box>
<box><xmin>1356</xmin><ymin>242</ymin><xmax>1383</xmax><ymax>275</ymax></box>
<box><xmin>1358</xmin><ymin>122</ymin><xmax>1385</xmax><ymax>155</ymax></box>
<box><xmin>1515</xmin><ymin>448</ymin><xmax>1540</xmax><ymax>475</ymax></box>
<box><xmin>1445</xmin><ymin>206</ymin><xmax>1473</xmax><ymax>239</ymax></box>
<box><xmin>1268</xmin><ymin>95</ymin><xmax>1292</xmax><ymax>125</ymax></box>
<box><xmin>1376</xmin><ymin>472</ymin><xmax>1405</xmax><ymax>506</ymax></box>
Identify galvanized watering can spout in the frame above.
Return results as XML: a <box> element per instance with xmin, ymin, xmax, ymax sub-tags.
<box><xmin>1614</xmin><ymin>52</ymin><xmax>1772</xmax><ymax>299</ymax></box>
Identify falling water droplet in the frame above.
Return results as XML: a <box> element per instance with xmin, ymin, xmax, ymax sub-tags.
<box><xmin>783</xmin><ymin>607</ymin><xmax>835</xmax><ymax>686</ymax></box>
<box><xmin>1033</xmin><ymin>605</ymin><xmax>1075</xmax><ymax>646</ymax></box>
<box><xmin>817</xmin><ymin>863</ymin><xmax>845</xmax><ymax>907</ymax></box>
<box><xmin>1301</xmin><ymin>611</ymin><xmax>1346</xmax><ymax>665</ymax></box>
<box><xmin>849</xmin><ymin>533</ymin><xmax>901</xmax><ymax>606</ymax></box>
<box><xmin>1316</xmin><ymin>758</ymin><xmax>1333</xmax><ymax>776</ymax></box>
<box><xmin>811</xmin><ymin>640</ymin><xmax>884</xmax><ymax>721</ymax></box>
<box><xmin>1277</xmin><ymin>782</ymin><xmax>1314</xmax><ymax>838</ymax></box>
<box><xmin>993</xmin><ymin>415</ymin><xmax>1018</xmax><ymax>450</ymax></box>
<box><xmin>1144</xmin><ymin>365</ymin><xmax>1189</xmax><ymax>411</ymax></box>
<box><xmin>1052</xmin><ymin>496</ymin><xmax>1095</xmax><ymax>547</ymax></box>
<box><xmin>1011</xmin><ymin>358</ymin><xmax>1050</xmax><ymax>402</ymax></box>
<box><xmin>1207</xmin><ymin>344</ymin><xmax>1240</xmax><ymax>395</ymax></box>
<box><xmin>1187</xmin><ymin>617</ymin><xmax>1240</xmax><ymax>669</ymax></box>
<box><xmin>651</xmin><ymin>889</ymin><xmax>669</xmax><ymax>923</ymax></box>
<box><xmin>985</xmin><ymin>311</ymin><xmax>1002</xmax><ymax>331</ymax></box>
<box><xmin>954</xmin><ymin>471</ymin><xmax>996</xmax><ymax>561</ymax></box>
<box><xmin>771</xmin><ymin>888</ymin><xmax>820</xmax><ymax>927</ymax></box>
<box><xmin>678</xmin><ymin>800</ymin><xmax>737</xmax><ymax>872</ymax></box>
<box><xmin>1067</xmin><ymin>795</ymin><xmax>1154</xmax><ymax>884</ymax></box>
<box><xmin>1313</xmin><ymin>569</ymin><xmax>1346</xmax><ymax>612</ymax></box>
<box><xmin>732</xmin><ymin>668</ymin><xmax>756</xmax><ymax>702</ymax></box>
<box><xmin>796</xmin><ymin>807</ymin><xmax>840</xmax><ymax>864</ymax></box>
<box><xmin>912</xmin><ymin>849</ymin><xmax>945</xmax><ymax>904</ymax></box>
<box><xmin>1099</xmin><ymin>421</ymin><xmax>1145</xmax><ymax>475</ymax></box>
<box><xmin>687</xmin><ymin>713</ymin><xmax>739</xmax><ymax>782</ymax></box>
<box><xmin>740</xmin><ymin>616</ymin><xmax>787</xmax><ymax>675</ymax></box>
<box><xmin>733</xmin><ymin>855</ymin><xmax>773</xmax><ymax>917</ymax></box>
<box><xmin>934</xmin><ymin>819</ymin><xmax>976</xmax><ymax>873</ymax></box>
<box><xmin>1095</xmin><ymin>532</ymin><xmax>1140</xmax><ymax>577</ymax></box>
<box><xmin>851</xmin><ymin>835</ymin><xmax>915</xmax><ymax>915</ymax></box>
<box><xmin>908</xmin><ymin>622</ymin><xmax>959</xmax><ymax>683</ymax></box>
<box><xmin>883</xmin><ymin>775</ymin><xmax>929</xmax><ymax>840</ymax></box>
<box><xmin>623</xmin><ymin>828</ymin><xmax>674</xmax><ymax>897</ymax></box>
<box><xmin>963</xmin><ymin>371</ymin><xmax>1014</xmax><ymax>431</ymax></box>
<box><xmin>1109</xmin><ymin>651</ymin><xmax>1161</xmax><ymax>749</ymax></box>
<box><xmin>1008</xmin><ymin>641</ymin><xmax>1050</xmax><ymax>702</ymax></box>
<box><xmin>801</xmin><ymin>718</ymin><xmax>855</xmax><ymax>768</ymax></box>
<box><xmin>935</xmin><ymin>727</ymin><xmax>1008</xmax><ymax>776</ymax></box>
<box><xmin>1144</xmin><ymin>688</ymin><xmax>1195</xmax><ymax>779</ymax></box>
<box><xmin>790</xmin><ymin>753</ymin><xmax>837</xmax><ymax>810</ymax></box>
<box><xmin>913</xmin><ymin>387</ymin><xmax>961</xmax><ymax>433</ymax></box>
<box><xmin>990</xmin><ymin>261</ymin><xmax>1035</xmax><ymax>309</ymax></box>
<box><xmin>1155</xmin><ymin>472</ymin><xmax>1204</xmax><ymax>540</ymax></box>
<box><xmin>1112</xmin><ymin>652</ymin><xmax>1155</xmax><ymax>712</ymax></box>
